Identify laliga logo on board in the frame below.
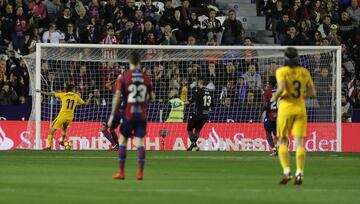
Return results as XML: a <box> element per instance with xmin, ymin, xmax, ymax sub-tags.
<box><xmin>0</xmin><ymin>126</ymin><xmax>14</xmax><ymax>150</ymax></box>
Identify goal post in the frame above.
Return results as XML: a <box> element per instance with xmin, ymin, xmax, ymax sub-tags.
<box><xmin>23</xmin><ymin>44</ymin><xmax>342</xmax><ymax>151</ymax></box>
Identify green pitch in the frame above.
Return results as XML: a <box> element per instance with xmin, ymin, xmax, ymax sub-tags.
<box><xmin>1</xmin><ymin>151</ymin><xmax>360</xmax><ymax>204</ymax></box>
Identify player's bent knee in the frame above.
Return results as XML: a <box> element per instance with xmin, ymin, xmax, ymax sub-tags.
<box><xmin>294</xmin><ymin>136</ymin><xmax>305</xmax><ymax>147</ymax></box>
<box><xmin>134</xmin><ymin>137</ymin><xmax>144</xmax><ymax>148</ymax></box>
<box><xmin>118</xmin><ymin>135</ymin><xmax>128</xmax><ymax>146</ymax></box>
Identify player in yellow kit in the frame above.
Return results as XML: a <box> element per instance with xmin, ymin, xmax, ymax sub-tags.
<box><xmin>271</xmin><ymin>47</ymin><xmax>316</xmax><ymax>185</ymax></box>
<box><xmin>37</xmin><ymin>84</ymin><xmax>93</xmax><ymax>150</ymax></box>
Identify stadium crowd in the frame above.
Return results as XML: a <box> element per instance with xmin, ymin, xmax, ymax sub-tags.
<box><xmin>0</xmin><ymin>0</ymin><xmax>359</xmax><ymax>121</ymax></box>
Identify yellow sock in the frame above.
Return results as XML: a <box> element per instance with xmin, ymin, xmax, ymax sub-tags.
<box><xmin>278</xmin><ymin>143</ymin><xmax>290</xmax><ymax>174</ymax></box>
<box><xmin>47</xmin><ymin>134</ymin><xmax>54</xmax><ymax>148</ymax></box>
<box><xmin>296</xmin><ymin>146</ymin><xmax>306</xmax><ymax>175</ymax></box>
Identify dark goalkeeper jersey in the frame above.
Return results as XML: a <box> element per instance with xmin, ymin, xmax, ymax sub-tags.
<box><xmin>191</xmin><ymin>87</ymin><xmax>214</xmax><ymax>117</ymax></box>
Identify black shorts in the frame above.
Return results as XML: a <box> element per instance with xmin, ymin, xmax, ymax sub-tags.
<box><xmin>187</xmin><ymin>114</ymin><xmax>208</xmax><ymax>133</ymax></box>
<box><xmin>264</xmin><ymin>118</ymin><xmax>276</xmax><ymax>135</ymax></box>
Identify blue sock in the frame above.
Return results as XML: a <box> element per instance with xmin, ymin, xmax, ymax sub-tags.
<box><xmin>137</xmin><ymin>146</ymin><xmax>145</xmax><ymax>171</ymax></box>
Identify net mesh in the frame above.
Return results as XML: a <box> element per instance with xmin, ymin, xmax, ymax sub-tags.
<box><xmin>22</xmin><ymin>46</ymin><xmax>338</xmax><ymax>151</ymax></box>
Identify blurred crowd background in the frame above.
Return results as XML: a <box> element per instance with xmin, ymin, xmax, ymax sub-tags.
<box><xmin>0</xmin><ymin>0</ymin><xmax>359</xmax><ymax>122</ymax></box>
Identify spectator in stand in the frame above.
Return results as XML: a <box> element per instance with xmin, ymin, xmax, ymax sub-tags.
<box><xmin>57</xmin><ymin>7</ymin><xmax>74</xmax><ymax>32</ymax></box>
<box><xmin>324</xmin><ymin>0</ymin><xmax>338</xmax><ymax>21</ymax></box>
<box><xmin>242</xmin><ymin>64</ymin><xmax>262</xmax><ymax>91</ymax></box>
<box><xmin>159</xmin><ymin>0</ymin><xmax>174</xmax><ymax>27</ymax></box>
<box><xmin>311</xmin><ymin>31</ymin><xmax>323</xmax><ymax>46</ymax></box>
<box><xmin>222</xmin><ymin>9</ymin><xmax>244</xmax><ymax>45</ymax></box>
<box><xmin>342</xmin><ymin>93</ymin><xmax>353</xmax><ymax>122</ymax></box>
<box><xmin>88</xmin><ymin>0</ymin><xmax>101</xmax><ymax>21</ymax></box>
<box><xmin>84</xmin><ymin>24</ymin><xmax>99</xmax><ymax>43</ymax></box>
<box><xmin>206</xmin><ymin>62</ymin><xmax>216</xmax><ymax>91</ymax></box>
<box><xmin>180</xmin><ymin>0</ymin><xmax>192</xmax><ymax>22</ymax></box>
<box><xmin>186</xmin><ymin>11</ymin><xmax>203</xmax><ymax>43</ymax></box>
<box><xmin>141</xmin><ymin>20</ymin><xmax>159</xmax><ymax>44</ymax></box>
<box><xmin>222</xmin><ymin>61</ymin><xmax>236</xmax><ymax>83</ymax></box>
<box><xmin>42</xmin><ymin>22</ymin><xmax>65</xmax><ymax>43</ymax></box>
<box><xmin>265</xmin><ymin>0</ymin><xmax>287</xmax><ymax>33</ymax></box>
<box><xmin>234</xmin><ymin>76</ymin><xmax>247</xmax><ymax>103</ymax></box>
<box><xmin>14</xmin><ymin>0</ymin><xmax>28</xmax><ymax>14</ymax></box>
<box><xmin>283</xmin><ymin>26</ymin><xmax>303</xmax><ymax>45</ymax></box>
<box><xmin>28</xmin><ymin>0</ymin><xmax>48</xmax><ymax>28</ymax></box>
<box><xmin>299</xmin><ymin>20</ymin><xmax>313</xmax><ymax>44</ymax></box>
<box><xmin>289</xmin><ymin>0</ymin><xmax>309</xmax><ymax>21</ymax></box>
<box><xmin>187</xmin><ymin>35</ymin><xmax>197</xmax><ymax>45</ymax></box>
<box><xmin>316</xmin><ymin>67</ymin><xmax>332</xmax><ymax>107</ymax></box>
<box><xmin>12</xmin><ymin>7</ymin><xmax>28</xmax><ymax>54</ymax></box>
<box><xmin>220</xmin><ymin>79</ymin><xmax>235</xmax><ymax>105</ymax></box>
<box><xmin>0</xmin><ymin>83</ymin><xmax>18</xmax><ymax>104</ymax></box>
<box><xmin>318</xmin><ymin>15</ymin><xmax>332</xmax><ymax>38</ymax></box>
<box><xmin>338</xmin><ymin>11</ymin><xmax>355</xmax><ymax>43</ymax></box>
<box><xmin>308</xmin><ymin>0</ymin><xmax>323</xmax><ymax>28</ymax></box>
<box><xmin>205</xmin><ymin>10</ymin><xmax>223</xmax><ymax>45</ymax></box>
<box><xmin>159</xmin><ymin>24</ymin><xmax>177</xmax><ymax>45</ymax></box>
<box><xmin>76</xmin><ymin>7</ymin><xmax>90</xmax><ymax>43</ymax></box>
<box><xmin>45</xmin><ymin>0</ymin><xmax>61</xmax><ymax>23</ymax></box>
<box><xmin>64</xmin><ymin>23</ymin><xmax>79</xmax><ymax>43</ymax></box>
<box><xmin>327</xmin><ymin>24</ymin><xmax>342</xmax><ymax>45</ymax></box>
<box><xmin>2</xmin><ymin>4</ymin><xmax>14</xmax><ymax>43</ymax></box>
<box><xmin>223</xmin><ymin>95</ymin><xmax>232</xmax><ymax>108</ymax></box>
<box><xmin>123</xmin><ymin>0</ymin><xmax>138</xmax><ymax>19</ymax></box>
<box><xmin>119</xmin><ymin>21</ymin><xmax>140</xmax><ymax>44</ymax></box>
<box><xmin>0</xmin><ymin>56</ymin><xmax>9</xmax><ymax>83</ymax></box>
<box><xmin>104</xmin><ymin>0</ymin><xmax>118</xmax><ymax>23</ymax></box>
<box><xmin>66</xmin><ymin>0</ymin><xmax>84</xmax><ymax>18</ymax></box>
<box><xmin>140</xmin><ymin>0</ymin><xmax>159</xmax><ymax>20</ymax></box>
<box><xmin>276</xmin><ymin>13</ymin><xmax>296</xmax><ymax>44</ymax></box>
<box><xmin>347</xmin><ymin>0</ymin><xmax>360</xmax><ymax>24</ymax></box>
<box><xmin>91</xmin><ymin>88</ymin><xmax>106</xmax><ymax>106</ymax></box>
<box><xmin>133</xmin><ymin>9</ymin><xmax>144</xmax><ymax>33</ymax></box>
<box><xmin>102</xmin><ymin>27</ymin><xmax>118</xmax><ymax>58</ymax></box>
<box><xmin>171</xmin><ymin>9</ymin><xmax>185</xmax><ymax>43</ymax></box>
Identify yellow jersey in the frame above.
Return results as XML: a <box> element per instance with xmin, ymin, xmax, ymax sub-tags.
<box><xmin>55</xmin><ymin>92</ymin><xmax>85</xmax><ymax>119</ymax></box>
<box><xmin>275</xmin><ymin>66</ymin><xmax>314</xmax><ymax>115</ymax></box>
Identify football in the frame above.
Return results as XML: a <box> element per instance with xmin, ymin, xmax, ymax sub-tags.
<box><xmin>64</xmin><ymin>142</ymin><xmax>72</xmax><ymax>150</ymax></box>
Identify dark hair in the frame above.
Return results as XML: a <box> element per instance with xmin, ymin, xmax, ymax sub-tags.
<box><xmin>65</xmin><ymin>83</ymin><xmax>75</xmax><ymax>92</ymax></box>
<box><xmin>197</xmin><ymin>75</ymin><xmax>207</xmax><ymax>84</ymax></box>
<box><xmin>244</xmin><ymin>37</ymin><xmax>252</xmax><ymax>41</ymax></box>
<box><xmin>284</xmin><ymin>47</ymin><xmax>300</xmax><ymax>67</ymax></box>
<box><xmin>269</xmin><ymin>76</ymin><xmax>277</xmax><ymax>87</ymax></box>
<box><xmin>129</xmin><ymin>52</ymin><xmax>141</xmax><ymax>65</ymax></box>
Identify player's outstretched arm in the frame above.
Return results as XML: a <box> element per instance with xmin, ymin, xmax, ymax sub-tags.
<box><xmin>271</xmin><ymin>80</ymin><xmax>285</xmax><ymax>103</ymax></box>
<box><xmin>36</xmin><ymin>89</ymin><xmax>55</xmax><ymax>97</ymax></box>
<box><xmin>305</xmin><ymin>84</ymin><xmax>316</xmax><ymax>99</ymax></box>
<box><xmin>84</xmin><ymin>93</ymin><xmax>94</xmax><ymax>105</ymax></box>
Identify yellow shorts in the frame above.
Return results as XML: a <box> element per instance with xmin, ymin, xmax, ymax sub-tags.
<box><xmin>277</xmin><ymin>113</ymin><xmax>307</xmax><ymax>138</ymax></box>
<box><xmin>51</xmin><ymin>116</ymin><xmax>72</xmax><ymax>130</ymax></box>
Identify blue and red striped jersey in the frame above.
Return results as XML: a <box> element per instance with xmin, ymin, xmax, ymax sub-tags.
<box><xmin>116</xmin><ymin>68</ymin><xmax>152</xmax><ymax>121</ymax></box>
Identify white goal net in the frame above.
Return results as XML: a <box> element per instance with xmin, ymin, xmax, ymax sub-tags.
<box><xmin>22</xmin><ymin>44</ymin><xmax>342</xmax><ymax>151</ymax></box>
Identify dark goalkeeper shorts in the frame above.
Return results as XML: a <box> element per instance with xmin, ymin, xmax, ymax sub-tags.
<box><xmin>187</xmin><ymin>114</ymin><xmax>208</xmax><ymax>133</ymax></box>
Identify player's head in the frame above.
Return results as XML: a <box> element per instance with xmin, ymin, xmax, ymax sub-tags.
<box><xmin>168</xmin><ymin>89</ymin><xmax>179</xmax><ymax>98</ymax></box>
<box><xmin>65</xmin><ymin>83</ymin><xmax>76</xmax><ymax>92</ymax></box>
<box><xmin>197</xmin><ymin>76</ymin><xmax>207</xmax><ymax>87</ymax></box>
<box><xmin>128</xmin><ymin>52</ymin><xmax>141</xmax><ymax>69</ymax></box>
<box><xmin>284</xmin><ymin>47</ymin><xmax>300</xmax><ymax>68</ymax></box>
<box><xmin>269</xmin><ymin>75</ymin><xmax>277</xmax><ymax>87</ymax></box>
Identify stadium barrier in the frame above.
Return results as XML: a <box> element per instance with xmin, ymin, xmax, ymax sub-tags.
<box><xmin>1</xmin><ymin>120</ymin><xmax>359</xmax><ymax>152</ymax></box>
